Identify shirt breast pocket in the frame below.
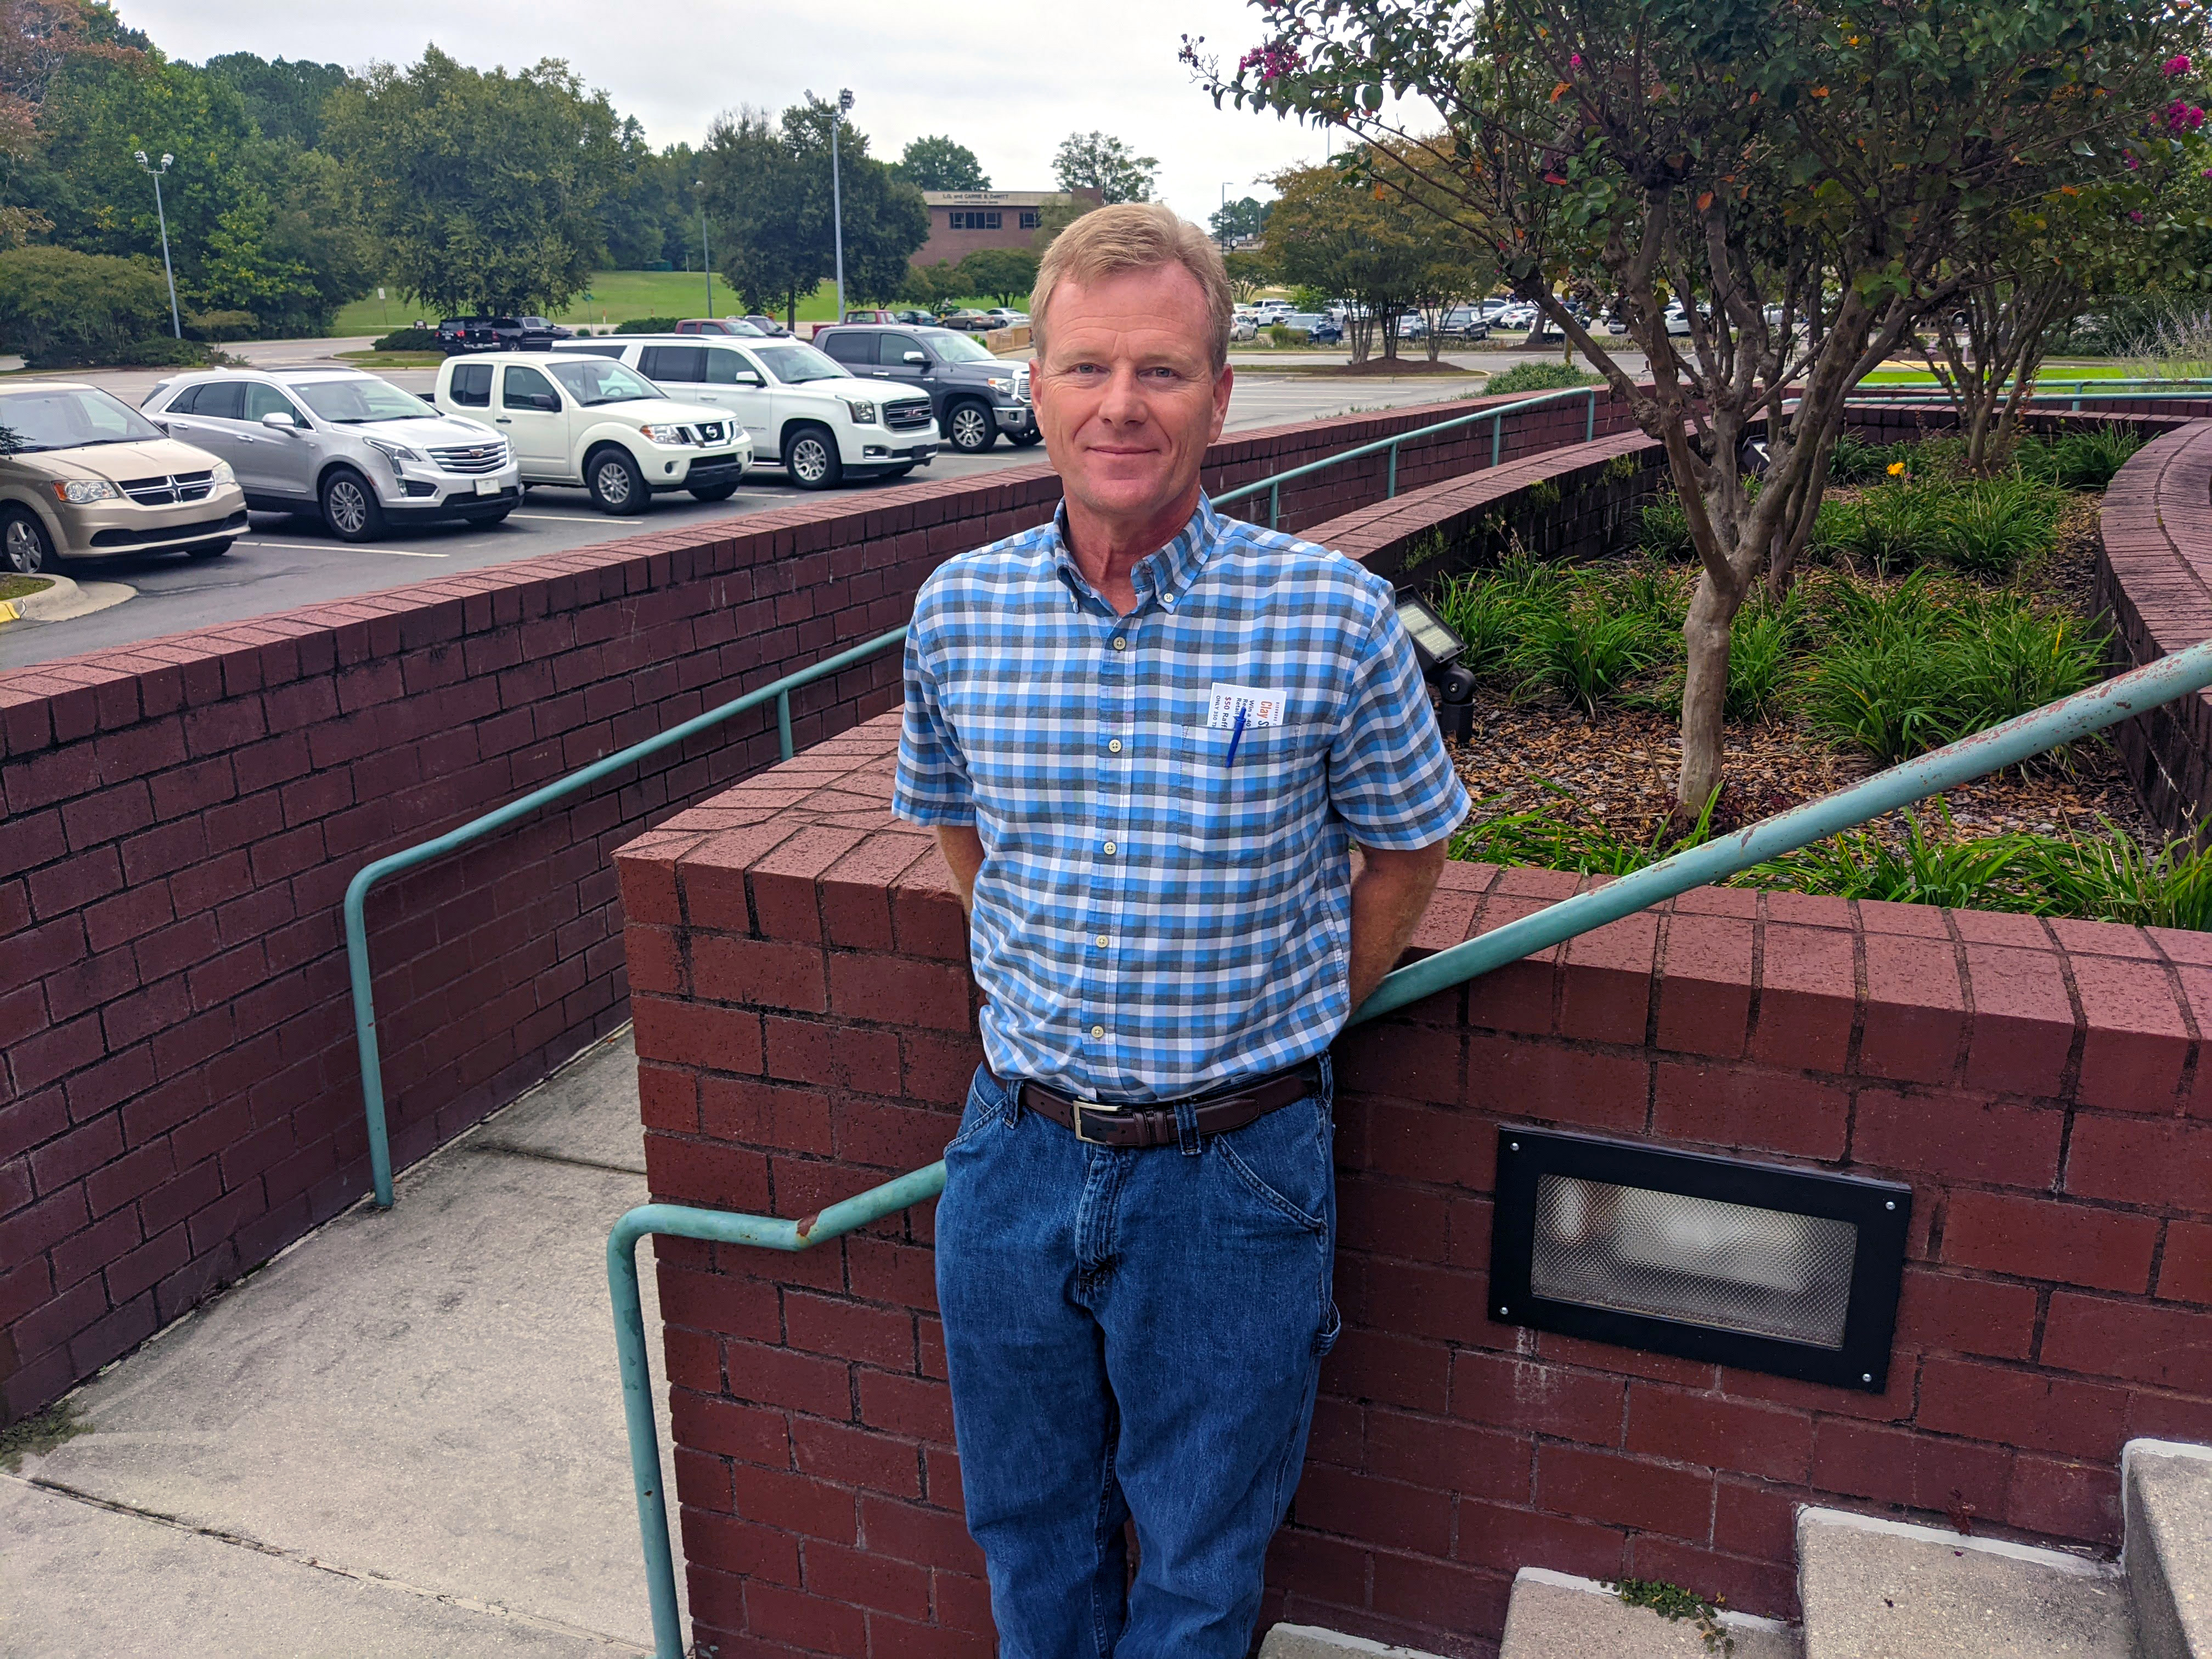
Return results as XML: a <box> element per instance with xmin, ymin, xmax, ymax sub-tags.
<box><xmin>1164</xmin><ymin>722</ymin><xmax>1329</xmax><ymax>866</ymax></box>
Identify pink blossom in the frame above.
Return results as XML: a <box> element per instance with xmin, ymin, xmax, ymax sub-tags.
<box><xmin>2132</xmin><ymin>210</ymin><xmax>2147</xmax><ymax>222</ymax></box>
<box><xmin>1237</xmin><ymin>40</ymin><xmax>1303</xmax><ymax>79</ymax></box>
<box><xmin>2129</xmin><ymin>153</ymin><xmax>2142</xmax><ymax>168</ymax></box>
<box><xmin>2168</xmin><ymin>54</ymin><xmax>2194</xmax><ymax>76</ymax></box>
<box><xmin>1570</xmin><ymin>53</ymin><xmax>1583</xmax><ymax>68</ymax></box>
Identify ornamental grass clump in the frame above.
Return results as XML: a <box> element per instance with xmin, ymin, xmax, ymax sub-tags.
<box><xmin>1931</xmin><ymin>476</ymin><xmax>2067</xmax><ymax>577</ymax></box>
<box><xmin>2013</xmin><ymin>425</ymin><xmax>2147</xmax><ymax>491</ymax></box>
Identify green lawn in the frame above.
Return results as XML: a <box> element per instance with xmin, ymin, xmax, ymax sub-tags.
<box><xmin>331</xmin><ymin>270</ymin><xmax>1006</xmax><ymax>336</ymax></box>
<box><xmin>1860</xmin><ymin>360</ymin><xmax>2149</xmax><ymax>385</ymax></box>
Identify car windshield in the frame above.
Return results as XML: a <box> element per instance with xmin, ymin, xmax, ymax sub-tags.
<box><xmin>752</xmin><ymin>342</ymin><xmax>848</xmax><ymax>384</ymax></box>
<box><xmin>924</xmin><ymin>330</ymin><xmax>997</xmax><ymax>363</ymax></box>
<box><xmin>292</xmin><ymin>376</ymin><xmax>435</xmax><ymax>423</ymax></box>
<box><xmin>545</xmin><ymin>358</ymin><xmax>661</xmax><ymax>405</ymax></box>
<box><xmin>0</xmin><ymin>386</ymin><xmax>165</xmax><ymax>452</ymax></box>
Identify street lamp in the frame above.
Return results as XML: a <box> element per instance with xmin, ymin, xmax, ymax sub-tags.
<box><xmin>695</xmin><ymin>180</ymin><xmax>712</xmax><ymax>318</ymax></box>
<box><xmin>133</xmin><ymin>150</ymin><xmax>180</xmax><ymax>339</ymax></box>
<box><xmin>808</xmin><ymin>88</ymin><xmax>855</xmax><ymax>323</ymax></box>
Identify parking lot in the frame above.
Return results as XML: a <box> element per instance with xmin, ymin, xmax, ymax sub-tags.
<box><xmin>0</xmin><ymin>337</ymin><xmax>1613</xmax><ymax>668</ymax></box>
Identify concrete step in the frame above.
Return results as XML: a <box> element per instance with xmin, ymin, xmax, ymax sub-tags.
<box><xmin>2126</xmin><ymin>1438</ymin><xmax>2212</xmax><ymax>1658</ymax></box>
<box><xmin>1796</xmin><ymin>1507</ymin><xmax>2136</xmax><ymax>1659</ymax></box>
<box><xmin>1498</xmin><ymin>1567</ymin><xmax>1798</xmax><ymax>1658</ymax></box>
<box><xmin>1258</xmin><ymin>1626</ymin><xmax>1450</xmax><ymax>1659</ymax></box>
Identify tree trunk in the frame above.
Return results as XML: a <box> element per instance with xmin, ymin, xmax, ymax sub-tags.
<box><xmin>1678</xmin><ymin>571</ymin><xmax>1741</xmax><ymax>818</ymax></box>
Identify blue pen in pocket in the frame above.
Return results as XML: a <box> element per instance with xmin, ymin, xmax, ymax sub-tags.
<box><xmin>1223</xmin><ymin>706</ymin><xmax>1248</xmax><ymax>769</ymax></box>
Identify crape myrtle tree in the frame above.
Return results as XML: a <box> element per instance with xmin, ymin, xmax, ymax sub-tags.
<box><xmin>1190</xmin><ymin>0</ymin><xmax>2209</xmax><ymax>816</ymax></box>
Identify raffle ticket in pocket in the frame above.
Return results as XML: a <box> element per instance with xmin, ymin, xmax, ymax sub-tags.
<box><xmin>1207</xmin><ymin>684</ymin><xmax>1285</xmax><ymax>729</ymax></box>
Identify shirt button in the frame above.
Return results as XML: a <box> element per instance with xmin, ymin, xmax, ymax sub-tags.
<box><xmin>1091</xmin><ymin>1024</ymin><xmax>1106</xmax><ymax>1040</ymax></box>
<box><xmin>1102</xmin><ymin>840</ymin><xmax>1116</xmax><ymax>855</ymax></box>
<box><xmin>1111</xmin><ymin>636</ymin><xmax>1127</xmax><ymax>651</ymax></box>
<box><xmin>1094</xmin><ymin>934</ymin><xmax>1109</xmax><ymax>948</ymax></box>
<box><xmin>1108</xmin><ymin>738</ymin><xmax>1122</xmax><ymax>753</ymax></box>
<box><xmin>1161</xmin><ymin>594</ymin><xmax>1175</xmax><ymax>606</ymax></box>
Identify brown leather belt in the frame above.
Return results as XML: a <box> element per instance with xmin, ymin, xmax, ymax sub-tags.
<box><xmin>998</xmin><ymin>1061</ymin><xmax>1322</xmax><ymax>1150</ymax></box>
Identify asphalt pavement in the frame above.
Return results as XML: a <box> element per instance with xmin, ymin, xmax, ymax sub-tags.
<box><xmin>0</xmin><ymin>336</ymin><xmax>1640</xmax><ymax>669</ymax></box>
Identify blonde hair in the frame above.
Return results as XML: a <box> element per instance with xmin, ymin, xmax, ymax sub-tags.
<box><xmin>1030</xmin><ymin>202</ymin><xmax>1233</xmax><ymax>371</ymax></box>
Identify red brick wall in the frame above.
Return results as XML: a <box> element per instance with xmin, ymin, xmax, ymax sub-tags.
<box><xmin>2095</xmin><ymin>419</ymin><xmax>2212</xmax><ymax>841</ymax></box>
<box><xmin>617</xmin><ymin>714</ymin><xmax>2212</xmax><ymax>1659</ymax></box>
<box><xmin>0</xmin><ymin>387</ymin><xmax>1644</xmax><ymax>1427</ymax></box>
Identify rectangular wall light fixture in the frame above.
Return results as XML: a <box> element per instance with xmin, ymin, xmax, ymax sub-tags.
<box><xmin>1488</xmin><ymin>1128</ymin><xmax>1911</xmax><ymax>1391</ymax></box>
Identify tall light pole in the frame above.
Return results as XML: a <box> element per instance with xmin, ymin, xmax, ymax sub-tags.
<box><xmin>695</xmin><ymin>180</ymin><xmax>712</xmax><ymax>318</ymax></box>
<box><xmin>809</xmin><ymin>88</ymin><xmax>854</xmax><ymax>322</ymax></box>
<box><xmin>133</xmin><ymin>150</ymin><xmax>180</xmax><ymax>338</ymax></box>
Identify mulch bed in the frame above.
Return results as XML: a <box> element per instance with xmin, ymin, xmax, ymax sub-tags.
<box><xmin>1446</xmin><ymin>494</ymin><xmax>2167</xmax><ymax>854</ymax></box>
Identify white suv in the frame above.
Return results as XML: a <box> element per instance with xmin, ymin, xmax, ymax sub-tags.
<box><xmin>432</xmin><ymin>352</ymin><xmax>752</xmax><ymax>514</ymax></box>
<box><xmin>556</xmin><ymin>335</ymin><xmax>936</xmax><ymax>490</ymax></box>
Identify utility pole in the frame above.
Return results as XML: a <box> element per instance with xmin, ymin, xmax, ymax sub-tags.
<box><xmin>696</xmin><ymin>182</ymin><xmax>712</xmax><ymax>317</ymax></box>
<box><xmin>811</xmin><ymin>88</ymin><xmax>854</xmax><ymax>322</ymax></box>
<box><xmin>134</xmin><ymin>151</ymin><xmax>180</xmax><ymax>338</ymax></box>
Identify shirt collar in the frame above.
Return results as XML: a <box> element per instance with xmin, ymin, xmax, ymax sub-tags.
<box><xmin>1049</xmin><ymin>495</ymin><xmax>1223</xmax><ymax>614</ymax></box>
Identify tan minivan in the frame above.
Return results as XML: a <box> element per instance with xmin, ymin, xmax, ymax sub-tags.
<box><xmin>0</xmin><ymin>381</ymin><xmax>247</xmax><ymax>574</ymax></box>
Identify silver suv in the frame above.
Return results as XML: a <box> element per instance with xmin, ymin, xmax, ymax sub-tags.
<box><xmin>142</xmin><ymin>369</ymin><xmax>522</xmax><ymax>543</ymax></box>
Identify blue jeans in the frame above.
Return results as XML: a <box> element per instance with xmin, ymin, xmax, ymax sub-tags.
<box><xmin>935</xmin><ymin>1060</ymin><xmax>1340</xmax><ymax>1658</ymax></box>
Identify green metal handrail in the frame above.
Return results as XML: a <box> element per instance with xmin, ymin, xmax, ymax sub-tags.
<box><xmin>608</xmin><ymin>633</ymin><xmax>2212</xmax><ymax>1659</ymax></box>
<box><xmin>344</xmin><ymin>625</ymin><xmax>910</xmax><ymax>1209</ymax></box>
<box><xmin>1214</xmin><ymin>384</ymin><xmax>1603</xmax><ymax>529</ymax></box>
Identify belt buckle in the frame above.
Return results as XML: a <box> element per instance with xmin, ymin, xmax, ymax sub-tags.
<box><xmin>1070</xmin><ymin>1097</ymin><xmax>1118</xmax><ymax>1144</ymax></box>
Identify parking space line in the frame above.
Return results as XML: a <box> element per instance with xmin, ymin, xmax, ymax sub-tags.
<box><xmin>234</xmin><ymin>540</ymin><xmax>450</xmax><ymax>557</ymax></box>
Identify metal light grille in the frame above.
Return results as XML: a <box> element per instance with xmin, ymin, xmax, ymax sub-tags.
<box><xmin>1531</xmin><ymin>1173</ymin><xmax>1859</xmax><ymax>1349</ymax></box>
<box><xmin>884</xmin><ymin>402</ymin><xmax>933</xmax><ymax>431</ymax></box>
<box><xmin>427</xmin><ymin>441</ymin><xmax>509</xmax><ymax>475</ymax></box>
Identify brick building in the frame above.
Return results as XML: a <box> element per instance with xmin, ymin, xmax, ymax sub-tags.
<box><xmin>912</xmin><ymin>188</ymin><xmax>1102</xmax><ymax>271</ymax></box>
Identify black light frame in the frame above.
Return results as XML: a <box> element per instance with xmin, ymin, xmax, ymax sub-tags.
<box><xmin>1488</xmin><ymin>1126</ymin><xmax>1912</xmax><ymax>1392</ymax></box>
<box><xmin>1393</xmin><ymin>591</ymin><xmax>1466</xmax><ymax>676</ymax></box>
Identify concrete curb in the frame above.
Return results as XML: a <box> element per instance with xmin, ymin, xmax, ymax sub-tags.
<box><xmin>0</xmin><ymin>573</ymin><xmax>135</xmax><ymax>624</ymax></box>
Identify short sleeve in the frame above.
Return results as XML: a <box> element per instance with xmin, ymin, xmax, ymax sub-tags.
<box><xmin>893</xmin><ymin>612</ymin><xmax>975</xmax><ymax>827</ymax></box>
<box><xmin>1327</xmin><ymin>601</ymin><xmax>1470</xmax><ymax>849</ymax></box>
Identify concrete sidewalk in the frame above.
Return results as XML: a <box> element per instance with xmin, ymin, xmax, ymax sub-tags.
<box><xmin>1</xmin><ymin>1030</ymin><xmax>684</xmax><ymax>1658</ymax></box>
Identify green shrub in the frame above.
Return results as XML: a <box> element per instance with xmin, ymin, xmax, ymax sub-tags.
<box><xmin>1267</xmin><ymin>323</ymin><xmax>1296</xmax><ymax>348</ymax></box>
<box><xmin>0</xmin><ymin>246</ymin><xmax>171</xmax><ymax>367</ymax></box>
<box><xmin>1933</xmin><ymin>476</ymin><xmax>2064</xmax><ymax>576</ymax></box>
<box><xmin>2014</xmin><ymin>425</ymin><xmax>2146</xmax><ymax>491</ymax></box>
<box><xmin>1827</xmin><ymin>434</ymin><xmax>1915</xmax><ymax>484</ymax></box>
<box><xmin>185</xmin><ymin>309</ymin><xmax>255</xmax><ymax>342</ymax></box>
<box><xmin>121</xmin><ymin>337</ymin><xmax>208</xmax><ymax>367</ymax></box>
<box><xmin>1637</xmin><ymin>493</ymin><xmax>1694</xmax><ymax>558</ymax></box>
<box><xmin>1525</xmin><ymin>600</ymin><xmax>1668</xmax><ymax>715</ymax></box>
<box><xmin>1724</xmin><ymin>595</ymin><xmax>1804</xmax><ymax>720</ymax></box>
<box><xmin>1843</xmin><ymin>479</ymin><xmax>1951</xmax><ymax>574</ymax></box>
<box><xmin>373</xmin><ymin>326</ymin><xmax>442</xmax><ymax>351</ymax></box>
<box><xmin>1430</xmin><ymin>556</ymin><xmax>1565</xmax><ymax>683</ymax></box>
<box><xmin>1484</xmin><ymin>359</ymin><xmax>1597</xmax><ymax>397</ymax></box>
<box><xmin>615</xmin><ymin>315</ymin><xmax>681</xmax><ymax>334</ymax></box>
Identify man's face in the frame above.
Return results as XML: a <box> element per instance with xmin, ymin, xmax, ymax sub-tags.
<box><xmin>1031</xmin><ymin>263</ymin><xmax>1232</xmax><ymax>537</ymax></box>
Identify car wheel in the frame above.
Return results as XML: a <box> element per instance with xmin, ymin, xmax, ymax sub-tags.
<box><xmin>319</xmin><ymin>468</ymin><xmax>386</xmax><ymax>542</ymax></box>
<box><xmin>946</xmin><ymin>402</ymin><xmax>996</xmax><ymax>453</ymax></box>
<box><xmin>1</xmin><ymin>507</ymin><xmax>53</xmax><ymax>574</ymax></box>
<box><xmin>586</xmin><ymin>446</ymin><xmax>649</xmax><ymax>514</ymax></box>
<box><xmin>1008</xmin><ymin>429</ymin><xmax>1044</xmax><ymax>448</ymax></box>
<box><xmin>689</xmin><ymin>482</ymin><xmax>738</xmax><ymax>502</ymax></box>
<box><xmin>783</xmin><ymin>425</ymin><xmax>843</xmax><ymax>490</ymax></box>
<box><xmin>183</xmin><ymin>539</ymin><xmax>232</xmax><ymax>560</ymax></box>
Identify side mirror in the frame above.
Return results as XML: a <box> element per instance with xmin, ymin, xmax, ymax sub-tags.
<box><xmin>261</xmin><ymin>410</ymin><xmax>298</xmax><ymax>431</ymax></box>
<box><xmin>903</xmin><ymin>351</ymin><xmax>927</xmax><ymax>365</ymax></box>
<box><xmin>531</xmin><ymin>393</ymin><xmax>561</xmax><ymax>412</ymax></box>
<box><xmin>733</xmin><ymin>371</ymin><xmax>764</xmax><ymax>387</ymax></box>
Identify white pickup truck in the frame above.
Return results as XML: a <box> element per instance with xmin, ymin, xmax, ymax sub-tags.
<box><xmin>555</xmin><ymin>336</ymin><xmax>937</xmax><ymax>489</ymax></box>
<box><xmin>430</xmin><ymin>352</ymin><xmax>752</xmax><ymax>515</ymax></box>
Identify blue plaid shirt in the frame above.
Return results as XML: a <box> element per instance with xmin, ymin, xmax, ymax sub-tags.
<box><xmin>893</xmin><ymin>495</ymin><xmax>1469</xmax><ymax>1103</ymax></box>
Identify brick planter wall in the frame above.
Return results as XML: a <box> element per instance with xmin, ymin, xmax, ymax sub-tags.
<box><xmin>617</xmin><ymin>714</ymin><xmax>2212</xmax><ymax>1659</ymax></box>
<box><xmin>0</xmin><ymin>385</ymin><xmax>1650</xmax><ymax>1427</ymax></box>
<box><xmin>2096</xmin><ymin>419</ymin><xmax>2212</xmax><ymax>840</ymax></box>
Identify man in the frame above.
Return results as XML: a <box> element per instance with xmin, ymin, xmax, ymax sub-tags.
<box><xmin>893</xmin><ymin>203</ymin><xmax>1469</xmax><ymax>1657</ymax></box>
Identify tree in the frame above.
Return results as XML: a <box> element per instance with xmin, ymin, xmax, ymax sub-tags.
<box><xmin>701</xmin><ymin>96</ymin><xmax>929</xmax><ymax>323</ymax></box>
<box><xmin>901</xmin><ymin>259</ymin><xmax>968</xmax><ymax>309</ymax></box>
<box><xmin>1053</xmin><ymin>131</ymin><xmax>1157</xmax><ymax>204</ymax></box>
<box><xmin>0</xmin><ymin>243</ymin><xmax>167</xmax><ymax>363</ymax></box>
<box><xmin>958</xmin><ymin>247</ymin><xmax>1038</xmax><ymax>307</ymax></box>
<box><xmin>200</xmin><ymin>52</ymin><xmax>349</xmax><ymax>148</ymax></box>
<box><xmin>1194</xmin><ymin>0</ymin><xmax>2209</xmax><ymax>816</ymax></box>
<box><xmin>1210</xmin><ymin>194</ymin><xmax>1271</xmax><ymax>245</ymax></box>
<box><xmin>1222</xmin><ymin>247</ymin><xmax>1275</xmax><ymax>302</ymax></box>
<box><xmin>1267</xmin><ymin>155</ymin><xmax>1438</xmax><ymax>360</ymax></box>
<box><xmin>896</xmin><ymin>134</ymin><xmax>988</xmax><ymax>191</ymax></box>
<box><xmin>324</xmin><ymin>48</ymin><xmax>619</xmax><ymax>317</ymax></box>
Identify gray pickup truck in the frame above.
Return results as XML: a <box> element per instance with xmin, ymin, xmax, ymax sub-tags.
<box><xmin>812</xmin><ymin>324</ymin><xmax>1040</xmax><ymax>453</ymax></box>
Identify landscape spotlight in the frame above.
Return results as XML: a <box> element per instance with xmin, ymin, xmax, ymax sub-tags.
<box><xmin>1396</xmin><ymin>590</ymin><xmax>1478</xmax><ymax>742</ymax></box>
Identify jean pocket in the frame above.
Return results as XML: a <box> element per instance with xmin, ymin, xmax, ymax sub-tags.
<box><xmin>1215</xmin><ymin>1094</ymin><xmax>1331</xmax><ymax>1233</ymax></box>
<box><xmin>945</xmin><ymin>1065</ymin><xmax>1011</xmax><ymax>1153</ymax></box>
<box><xmin>1313</xmin><ymin>1300</ymin><xmax>1342</xmax><ymax>1357</ymax></box>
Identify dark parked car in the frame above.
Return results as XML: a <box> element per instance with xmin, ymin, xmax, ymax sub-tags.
<box><xmin>516</xmin><ymin>315</ymin><xmax>574</xmax><ymax>341</ymax></box>
<box><xmin>1310</xmin><ymin>318</ymin><xmax>1345</xmax><ymax>345</ymax></box>
<box><xmin>436</xmin><ymin>316</ymin><xmax>560</xmax><ymax>354</ymax></box>
<box><xmin>814</xmin><ymin>323</ymin><xmax>1039</xmax><ymax>453</ymax></box>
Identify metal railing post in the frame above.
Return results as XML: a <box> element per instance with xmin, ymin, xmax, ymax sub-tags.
<box><xmin>1387</xmin><ymin>442</ymin><xmax>1398</xmax><ymax>499</ymax></box>
<box><xmin>1586</xmin><ymin>387</ymin><xmax>1597</xmax><ymax>443</ymax></box>
<box><xmin>776</xmin><ymin>690</ymin><xmax>794</xmax><ymax>761</ymax></box>
<box><xmin>1268</xmin><ymin>481</ymin><xmax>1280</xmax><ymax>529</ymax></box>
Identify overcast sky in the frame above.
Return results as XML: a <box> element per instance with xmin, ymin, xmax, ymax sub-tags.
<box><xmin>119</xmin><ymin>0</ymin><xmax>1336</xmax><ymax>227</ymax></box>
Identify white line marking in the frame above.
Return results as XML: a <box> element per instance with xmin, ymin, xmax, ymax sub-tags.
<box><xmin>234</xmin><ymin>540</ymin><xmax>449</xmax><ymax>557</ymax></box>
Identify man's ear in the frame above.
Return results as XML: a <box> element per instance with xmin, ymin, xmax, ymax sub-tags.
<box><xmin>1210</xmin><ymin>364</ymin><xmax>1234</xmax><ymax>442</ymax></box>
